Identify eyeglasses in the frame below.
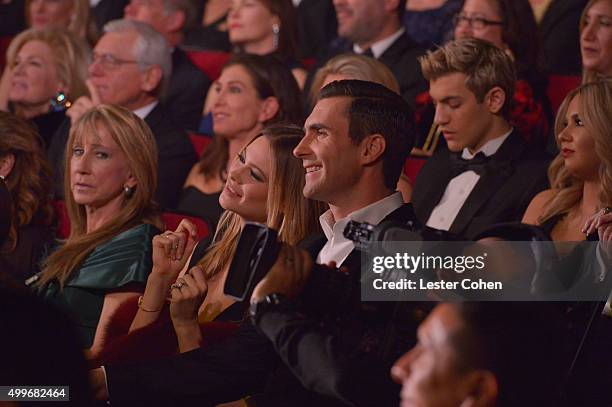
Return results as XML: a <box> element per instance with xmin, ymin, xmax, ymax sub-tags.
<box><xmin>91</xmin><ymin>52</ymin><xmax>139</xmax><ymax>70</ymax></box>
<box><xmin>454</xmin><ymin>13</ymin><xmax>505</xmax><ymax>30</ymax></box>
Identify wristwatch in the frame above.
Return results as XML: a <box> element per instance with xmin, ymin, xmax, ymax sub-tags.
<box><xmin>249</xmin><ymin>293</ymin><xmax>288</xmax><ymax>325</ymax></box>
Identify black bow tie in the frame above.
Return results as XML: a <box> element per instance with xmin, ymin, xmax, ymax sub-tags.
<box><xmin>361</xmin><ymin>48</ymin><xmax>374</xmax><ymax>58</ymax></box>
<box><xmin>450</xmin><ymin>151</ymin><xmax>491</xmax><ymax>176</ymax></box>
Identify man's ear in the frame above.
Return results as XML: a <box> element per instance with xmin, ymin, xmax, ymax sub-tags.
<box><xmin>360</xmin><ymin>133</ymin><xmax>386</xmax><ymax>166</ymax></box>
<box><xmin>485</xmin><ymin>86</ymin><xmax>506</xmax><ymax>115</ymax></box>
<box><xmin>141</xmin><ymin>65</ymin><xmax>164</xmax><ymax>94</ymax></box>
<box><xmin>383</xmin><ymin>0</ymin><xmax>400</xmax><ymax>14</ymax></box>
<box><xmin>258</xmin><ymin>97</ymin><xmax>280</xmax><ymax>123</ymax></box>
<box><xmin>459</xmin><ymin>370</ymin><xmax>499</xmax><ymax>407</ymax></box>
<box><xmin>165</xmin><ymin>9</ymin><xmax>186</xmax><ymax>34</ymax></box>
<box><xmin>0</xmin><ymin>153</ymin><xmax>15</xmax><ymax>179</ymax></box>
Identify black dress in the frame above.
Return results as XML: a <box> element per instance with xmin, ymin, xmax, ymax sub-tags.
<box><xmin>1</xmin><ymin>223</ymin><xmax>54</xmax><ymax>281</ymax></box>
<box><xmin>176</xmin><ymin>186</ymin><xmax>224</xmax><ymax>229</ymax></box>
<box><xmin>30</xmin><ymin>110</ymin><xmax>66</xmax><ymax>151</ymax></box>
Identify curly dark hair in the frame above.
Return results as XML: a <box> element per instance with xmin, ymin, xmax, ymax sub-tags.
<box><xmin>0</xmin><ymin>112</ymin><xmax>53</xmax><ymax>251</ymax></box>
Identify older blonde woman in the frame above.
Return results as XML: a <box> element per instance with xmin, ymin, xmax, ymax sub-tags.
<box><xmin>35</xmin><ymin>105</ymin><xmax>162</xmax><ymax>352</ymax></box>
<box><xmin>1</xmin><ymin>28</ymin><xmax>89</xmax><ymax>147</ymax></box>
<box><xmin>27</xmin><ymin>0</ymin><xmax>98</xmax><ymax>45</ymax></box>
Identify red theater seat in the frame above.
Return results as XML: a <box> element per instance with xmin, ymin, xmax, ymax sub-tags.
<box><xmin>188</xmin><ymin>132</ymin><xmax>213</xmax><ymax>157</ymax></box>
<box><xmin>52</xmin><ymin>199</ymin><xmax>70</xmax><ymax>239</ymax></box>
<box><xmin>185</xmin><ymin>50</ymin><xmax>231</xmax><ymax>81</ymax></box>
<box><xmin>404</xmin><ymin>156</ymin><xmax>427</xmax><ymax>184</ymax></box>
<box><xmin>0</xmin><ymin>36</ymin><xmax>13</xmax><ymax>69</ymax></box>
<box><xmin>547</xmin><ymin>75</ymin><xmax>581</xmax><ymax>115</ymax></box>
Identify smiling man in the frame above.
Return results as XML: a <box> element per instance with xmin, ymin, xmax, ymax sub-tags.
<box><xmin>411</xmin><ymin>38</ymin><xmax>549</xmax><ymax>240</ymax></box>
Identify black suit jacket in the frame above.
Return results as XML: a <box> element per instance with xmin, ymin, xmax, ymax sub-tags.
<box><xmin>314</xmin><ymin>32</ymin><xmax>427</xmax><ymax>107</ymax></box>
<box><xmin>47</xmin><ymin>103</ymin><xmax>195</xmax><ymax>209</ymax></box>
<box><xmin>539</xmin><ymin>0</ymin><xmax>588</xmax><ymax>76</ymax></box>
<box><xmin>105</xmin><ymin>204</ymin><xmax>426</xmax><ymax>407</ymax></box>
<box><xmin>412</xmin><ymin>131</ymin><xmax>550</xmax><ymax>240</ymax></box>
<box><xmin>165</xmin><ymin>48</ymin><xmax>211</xmax><ymax>132</ymax></box>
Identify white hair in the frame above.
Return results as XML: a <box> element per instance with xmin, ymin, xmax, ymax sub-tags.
<box><xmin>103</xmin><ymin>19</ymin><xmax>173</xmax><ymax>97</ymax></box>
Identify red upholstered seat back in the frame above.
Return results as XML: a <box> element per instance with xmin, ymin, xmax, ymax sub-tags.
<box><xmin>547</xmin><ymin>75</ymin><xmax>581</xmax><ymax>115</ymax></box>
<box><xmin>188</xmin><ymin>132</ymin><xmax>213</xmax><ymax>157</ymax></box>
<box><xmin>404</xmin><ymin>156</ymin><xmax>427</xmax><ymax>184</ymax></box>
<box><xmin>185</xmin><ymin>50</ymin><xmax>231</xmax><ymax>81</ymax></box>
<box><xmin>161</xmin><ymin>211</ymin><xmax>210</xmax><ymax>241</ymax></box>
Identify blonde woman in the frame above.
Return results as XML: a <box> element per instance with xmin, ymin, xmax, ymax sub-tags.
<box><xmin>35</xmin><ymin>105</ymin><xmax>163</xmax><ymax>353</ymax></box>
<box><xmin>308</xmin><ymin>53</ymin><xmax>412</xmax><ymax>202</ymax></box>
<box><xmin>580</xmin><ymin>0</ymin><xmax>612</xmax><ymax>83</ymax></box>
<box><xmin>104</xmin><ymin>124</ymin><xmax>324</xmax><ymax>360</ymax></box>
<box><xmin>522</xmin><ymin>79</ymin><xmax>612</xmax><ymax>241</ymax></box>
<box><xmin>0</xmin><ymin>28</ymin><xmax>89</xmax><ymax>146</ymax></box>
<box><xmin>27</xmin><ymin>0</ymin><xmax>98</xmax><ymax>45</ymax></box>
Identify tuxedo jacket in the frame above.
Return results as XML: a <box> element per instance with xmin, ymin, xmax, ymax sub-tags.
<box><xmin>48</xmin><ymin>103</ymin><xmax>195</xmax><ymax>209</ymax></box>
<box><xmin>313</xmin><ymin>32</ymin><xmax>427</xmax><ymax>107</ymax></box>
<box><xmin>539</xmin><ymin>0</ymin><xmax>588</xmax><ymax>76</ymax></box>
<box><xmin>165</xmin><ymin>48</ymin><xmax>211</xmax><ymax>132</ymax></box>
<box><xmin>412</xmin><ymin>131</ymin><xmax>550</xmax><ymax>240</ymax></box>
<box><xmin>105</xmin><ymin>204</ymin><xmax>427</xmax><ymax>407</ymax></box>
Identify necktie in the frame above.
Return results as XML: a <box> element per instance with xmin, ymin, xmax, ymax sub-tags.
<box><xmin>450</xmin><ymin>151</ymin><xmax>491</xmax><ymax>176</ymax></box>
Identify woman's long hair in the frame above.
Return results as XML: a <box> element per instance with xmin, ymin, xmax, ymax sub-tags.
<box><xmin>0</xmin><ymin>112</ymin><xmax>53</xmax><ymax>251</ymax></box>
<box><xmin>539</xmin><ymin>79</ymin><xmax>612</xmax><ymax>223</ymax></box>
<box><xmin>197</xmin><ymin>123</ymin><xmax>324</xmax><ymax>281</ymax></box>
<box><xmin>37</xmin><ymin>105</ymin><xmax>162</xmax><ymax>288</ymax></box>
<box><xmin>198</xmin><ymin>53</ymin><xmax>303</xmax><ymax>183</ymax></box>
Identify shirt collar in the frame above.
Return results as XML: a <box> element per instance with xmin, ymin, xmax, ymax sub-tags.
<box><xmin>132</xmin><ymin>100</ymin><xmax>158</xmax><ymax>120</ymax></box>
<box><xmin>320</xmin><ymin>191</ymin><xmax>404</xmax><ymax>241</ymax></box>
<box><xmin>353</xmin><ymin>28</ymin><xmax>405</xmax><ymax>59</ymax></box>
<box><xmin>462</xmin><ymin>128</ymin><xmax>513</xmax><ymax>159</ymax></box>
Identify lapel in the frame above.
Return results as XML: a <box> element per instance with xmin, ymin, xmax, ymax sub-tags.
<box><xmin>414</xmin><ymin>154</ymin><xmax>455</xmax><ymax>224</ymax></box>
<box><xmin>143</xmin><ymin>102</ymin><xmax>163</xmax><ymax>133</ymax></box>
<box><xmin>378</xmin><ymin>32</ymin><xmax>416</xmax><ymax>66</ymax></box>
<box><xmin>448</xmin><ymin>131</ymin><xmax>526</xmax><ymax>235</ymax></box>
<box><xmin>540</xmin><ymin>0</ymin><xmax>586</xmax><ymax>38</ymax></box>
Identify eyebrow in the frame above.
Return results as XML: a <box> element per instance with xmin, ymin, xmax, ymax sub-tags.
<box><xmin>226</xmin><ymin>80</ymin><xmax>246</xmax><ymax>87</ymax></box>
<box><xmin>437</xmin><ymin>96</ymin><xmax>462</xmax><ymax>104</ymax></box>
<box><xmin>306</xmin><ymin>123</ymin><xmax>332</xmax><ymax>132</ymax></box>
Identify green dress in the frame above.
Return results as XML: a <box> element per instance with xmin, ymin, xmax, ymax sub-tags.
<box><xmin>41</xmin><ymin>224</ymin><xmax>159</xmax><ymax>348</ymax></box>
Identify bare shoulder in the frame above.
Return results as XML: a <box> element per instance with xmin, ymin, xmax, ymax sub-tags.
<box><xmin>522</xmin><ymin>189</ymin><xmax>556</xmax><ymax>225</ymax></box>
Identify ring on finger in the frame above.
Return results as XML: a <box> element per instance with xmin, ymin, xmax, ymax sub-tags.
<box><xmin>604</xmin><ymin>207</ymin><xmax>611</xmax><ymax>215</ymax></box>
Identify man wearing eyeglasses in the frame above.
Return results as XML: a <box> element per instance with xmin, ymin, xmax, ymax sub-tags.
<box><xmin>48</xmin><ymin>19</ymin><xmax>196</xmax><ymax>209</ymax></box>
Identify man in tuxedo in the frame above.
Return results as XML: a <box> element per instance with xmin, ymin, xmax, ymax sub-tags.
<box><xmin>48</xmin><ymin>19</ymin><xmax>195</xmax><ymax>209</ymax></box>
<box><xmin>315</xmin><ymin>0</ymin><xmax>426</xmax><ymax>106</ymax></box>
<box><xmin>124</xmin><ymin>0</ymin><xmax>211</xmax><ymax>131</ymax></box>
<box><xmin>411</xmin><ymin>38</ymin><xmax>549</xmax><ymax>240</ymax></box>
<box><xmin>90</xmin><ymin>80</ymin><xmax>424</xmax><ymax>406</ymax></box>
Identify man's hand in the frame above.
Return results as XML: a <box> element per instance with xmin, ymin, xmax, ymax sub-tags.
<box><xmin>66</xmin><ymin>79</ymin><xmax>101</xmax><ymax>124</ymax></box>
<box><xmin>251</xmin><ymin>244</ymin><xmax>312</xmax><ymax>303</ymax></box>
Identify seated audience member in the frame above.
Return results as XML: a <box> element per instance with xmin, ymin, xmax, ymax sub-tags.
<box><xmin>0</xmin><ymin>171</ymin><xmax>12</xmax><ymax>252</ymax></box>
<box><xmin>580</xmin><ymin>0</ymin><xmax>612</xmax><ymax>83</ymax></box>
<box><xmin>391</xmin><ymin>302</ymin><xmax>565</xmax><ymax>407</ymax></box>
<box><xmin>454</xmin><ymin>0</ymin><xmax>550</xmax><ymax>145</ymax></box>
<box><xmin>198</xmin><ymin>0</ymin><xmax>306</xmax><ymax>132</ymax></box>
<box><xmin>0</xmin><ymin>28</ymin><xmax>89</xmax><ymax>147</ymax></box>
<box><xmin>403</xmin><ymin>0</ymin><xmax>463</xmax><ymax>50</ymax></box>
<box><xmin>34</xmin><ymin>104</ymin><xmax>163</xmax><ymax>352</ymax></box>
<box><xmin>182</xmin><ymin>0</ymin><xmax>232</xmax><ymax>51</ymax></box>
<box><xmin>531</xmin><ymin>0</ymin><xmax>589</xmax><ymax>76</ymax></box>
<box><xmin>100</xmin><ymin>124</ymin><xmax>323</xmax><ymax>363</ymax></box>
<box><xmin>523</xmin><ymin>79</ymin><xmax>612</xmax><ymax>241</ymax></box>
<box><xmin>89</xmin><ymin>80</ymin><xmax>421</xmax><ymax>406</ymax></box>
<box><xmin>295</xmin><ymin>0</ymin><xmax>338</xmax><ymax>60</ymax></box>
<box><xmin>318</xmin><ymin>0</ymin><xmax>427</xmax><ymax>106</ymax></box>
<box><xmin>124</xmin><ymin>0</ymin><xmax>212</xmax><ymax>131</ymax></box>
<box><xmin>309</xmin><ymin>53</ymin><xmax>412</xmax><ymax>202</ymax></box>
<box><xmin>48</xmin><ymin>19</ymin><xmax>195</xmax><ymax>209</ymax></box>
<box><xmin>27</xmin><ymin>0</ymin><xmax>98</xmax><ymax>44</ymax></box>
<box><xmin>0</xmin><ymin>112</ymin><xmax>54</xmax><ymax>280</ymax></box>
<box><xmin>178</xmin><ymin>53</ymin><xmax>303</xmax><ymax>228</ymax></box>
<box><xmin>0</xmin><ymin>273</ymin><xmax>94</xmax><ymax>406</ymax></box>
<box><xmin>411</xmin><ymin>38</ymin><xmax>549</xmax><ymax>240</ymax></box>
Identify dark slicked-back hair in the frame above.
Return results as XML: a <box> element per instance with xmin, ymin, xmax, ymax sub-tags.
<box><xmin>318</xmin><ymin>79</ymin><xmax>415</xmax><ymax>190</ymax></box>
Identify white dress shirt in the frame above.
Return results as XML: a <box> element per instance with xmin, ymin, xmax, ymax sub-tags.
<box><xmin>132</xmin><ymin>101</ymin><xmax>158</xmax><ymax>120</ymax></box>
<box><xmin>426</xmin><ymin>130</ymin><xmax>512</xmax><ymax>231</ymax></box>
<box><xmin>317</xmin><ymin>192</ymin><xmax>404</xmax><ymax>266</ymax></box>
<box><xmin>353</xmin><ymin>28</ymin><xmax>405</xmax><ymax>59</ymax></box>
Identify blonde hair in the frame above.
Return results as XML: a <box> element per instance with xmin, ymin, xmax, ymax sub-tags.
<box><xmin>25</xmin><ymin>0</ymin><xmax>98</xmax><ymax>45</ymax></box>
<box><xmin>197</xmin><ymin>124</ymin><xmax>324</xmax><ymax>280</ymax></box>
<box><xmin>539</xmin><ymin>79</ymin><xmax>612</xmax><ymax>223</ymax></box>
<box><xmin>7</xmin><ymin>28</ymin><xmax>89</xmax><ymax>105</ymax></box>
<box><xmin>419</xmin><ymin>38</ymin><xmax>517</xmax><ymax>119</ymax></box>
<box><xmin>580</xmin><ymin>0</ymin><xmax>612</xmax><ymax>83</ymax></box>
<box><xmin>38</xmin><ymin>105</ymin><xmax>162</xmax><ymax>288</ymax></box>
<box><xmin>309</xmin><ymin>53</ymin><xmax>400</xmax><ymax>106</ymax></box>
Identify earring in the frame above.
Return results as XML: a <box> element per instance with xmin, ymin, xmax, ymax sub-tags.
<box><xmin>272</xmin><ymin>24</ymin><xmax>280</xmax><ymax>50</ymax></box>
<box><xmin>0</xmin><ymin>175</ymin><xmax>5</xmax><ymax>180</ymax></box>
<box><xmin>124</xmin><ymin>185</ymin><xmax>134</xmax><ymax>198</ymax></box>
